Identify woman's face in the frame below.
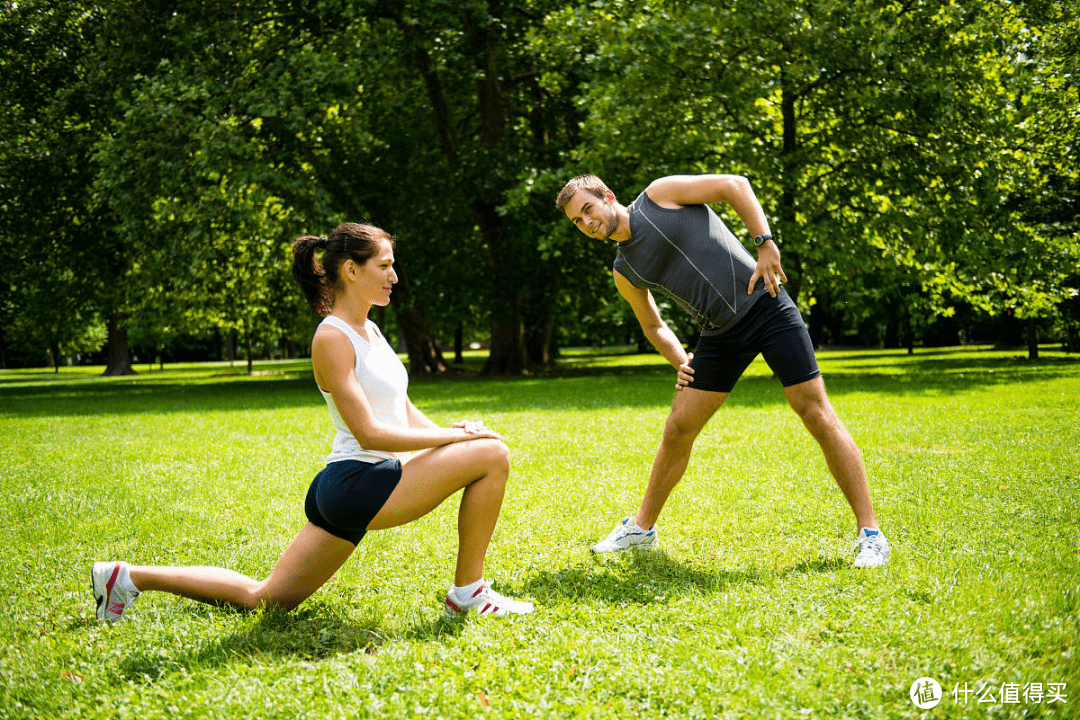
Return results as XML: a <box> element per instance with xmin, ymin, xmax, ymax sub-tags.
<box><xmin>350</xmin><ymin>238</ymin><xmax>397</xmax><ymax>307</ymax></box>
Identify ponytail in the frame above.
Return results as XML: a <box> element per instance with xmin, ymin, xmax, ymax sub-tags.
<box><xmin>291</xmin><ymin>235</ymin><xmax>330</xmax><ymax>316</ymax></box>
<box><xmin>291</xmin><ymin>223</ymin><xmax>396</xmax><ymax>317</ymax></box>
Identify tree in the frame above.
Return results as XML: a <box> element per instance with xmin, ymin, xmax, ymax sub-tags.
<box><xmin>92</xmin><ymin>2</ymin><xmax>466</xmax><ymax>373</ymax></box>
<box><xmin>0</xmin><ymin>1</ymin><xmax>135</xmax><ymax>373</ymax></box>
<box><xmin>561</xmin><ymin>0</ymin><xmax>1079</xmax><ymax>353</ymax></box>
<box><xmin>1</xmin><ymin>254</ymin><xmax>105</xmax><ymax>371</ymax></box>
<box><xmin>357</xmin><ymin>0</ymin><xmax>610</xmax><ymax>373</ymax></box>
<box><xmin>6</xmin><ymin>0</ymin><xmax>1073</xmax><ymax>370</ymax></box>
<box><xmin>0</xmin><ymin>0</ymin><xmax>223</xmax><ymax>375</ymax></box>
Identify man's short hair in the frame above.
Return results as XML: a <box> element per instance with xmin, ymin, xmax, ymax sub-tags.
<box><xmin>556</xmin><ymin>174</ymin><xmax>613</xmax><ymax>210</ymax></box>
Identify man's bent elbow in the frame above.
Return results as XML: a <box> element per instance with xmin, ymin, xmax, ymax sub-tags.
<box><xmin>722</xmin><ymin>174</ymin><xmax>753</xmax><ymax>197</ymax></box>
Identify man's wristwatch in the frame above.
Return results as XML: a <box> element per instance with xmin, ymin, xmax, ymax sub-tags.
<box><xmin>753</xmin><ymin>234</ymin><xmax>776</xmax><ymax>247</ymax></box>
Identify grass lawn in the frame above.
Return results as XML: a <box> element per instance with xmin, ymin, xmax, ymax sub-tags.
<box><xmin>1</xmin><ymin>346</ymin><xmax>1077</xmax><ymax>719</ymax></box>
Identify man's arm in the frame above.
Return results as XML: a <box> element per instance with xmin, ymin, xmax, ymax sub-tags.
<box><xmin>614</xmin><ymin>270</ymin><xmax>695</xmax><ymax>389</ymax></box>
<box><xmin>645</xmin><ymin>174</ymin><xmax>787</xmax><ymax>297</ymax></box>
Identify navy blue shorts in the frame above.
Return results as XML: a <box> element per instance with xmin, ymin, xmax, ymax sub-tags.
<box><xmin>689</xmin><ymin>288</ymin><xmax>820</xmax><ymax>394</ymax></box>
<box><xmin>304</xmin><ymin>458</ymin><xmax>402</xmax><ymax>545</ymax></box>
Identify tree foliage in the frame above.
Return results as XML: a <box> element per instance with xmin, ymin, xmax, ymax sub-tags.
<box><xmin>564</xmin><ymin>0</ymin><xmax>1079</xmax><ymax>354</ymax></box>
<box><xmin>0</xmin><ymin>1</ymin><xmax>137</xmax><ymax>373</ymax></box>
<box><xmin>1</xmin><ymin>0</ymin><xmax>1076</xmax><ymax>370</ymax></box>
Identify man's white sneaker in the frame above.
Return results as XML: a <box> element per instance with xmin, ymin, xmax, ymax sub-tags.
<box><xmin>444</xmin><ymin>583</ymin><xmax>534</xmax><ymax>617</ymax></box>
<box><xmin>91</xmin><ymin>561</ymin><xmax>140</xmax><ymax>623</ymax></box>
<box><xmin>590</xmin><ymin>517</ymin><xmax>658</xmax><ymax>554</ymax></box>
<box><xmin>853</xmin><ymin>527</ymin><xmax>890</xmax><ymax>568</ymax></box>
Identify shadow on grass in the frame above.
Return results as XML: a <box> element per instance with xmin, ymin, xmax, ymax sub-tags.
<box><xmin>3</xmin><ymin>350</ymin><xmax>1077</xmax><ymax>419</ymax></box>
<box><xmin>519</xmin><ymin>550</ymin><xmax>845</xmax><ymax>606</ymax></box>
<box><xmin>108</xmin><ymin>554</ymin><xmax>846</xmax><ymax>682</ymax></box>
<box><xmin>114</xmin><ymin>601</ymin><xmax>469</xmax><ymax>682</ymax></box>
<box><xmin>0</xmin><ymin>376</ymin><xmax>319</xmax><ymax>419</ymax></box>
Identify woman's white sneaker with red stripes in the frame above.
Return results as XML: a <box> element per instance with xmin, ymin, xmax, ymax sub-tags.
<box><xmin>444</xmin><ymin>582</ymin><xmax>533</xmax><ymax>617</ymax></box>
<box><xmin>91</xmin><ymin>561</ymin><xmax>140</xmax><ymax>623</ymax></box>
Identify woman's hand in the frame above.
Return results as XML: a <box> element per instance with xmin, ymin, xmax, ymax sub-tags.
<box><xmin>452</xmin><ymin>420</ymin><xmax>503</xmax><ymax>441</ymax></box>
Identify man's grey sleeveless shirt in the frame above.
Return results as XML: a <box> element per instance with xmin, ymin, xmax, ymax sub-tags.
<box><xmin>614</xmin><ymin>190</ymin><xmax>769</xmax><ymax>336</ymax></box>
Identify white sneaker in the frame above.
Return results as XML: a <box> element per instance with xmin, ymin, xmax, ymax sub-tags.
<box><xmin>590</xmin><ymin>517</ymin><xmax>658</xmax><ymax>554</ymax></box>
<box><xmin>444</xmin><ymin>582</ymin><xmax>534</xmax><ymax>617</ymax></box>
<box><xmin>853</xmin><ymin>528</ymin><xmax>890</xmax><ymax>567</ymax></box>
<box><xmin>91</xmin><ymin>561</ymin><xmax>140</xmax><ymax>623</ymax></box>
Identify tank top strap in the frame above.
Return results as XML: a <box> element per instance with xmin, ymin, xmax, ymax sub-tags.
<box><xmin>320</xmin><ymin>315</ymin><xmax>367</xmax><ymax>348</ymax></box>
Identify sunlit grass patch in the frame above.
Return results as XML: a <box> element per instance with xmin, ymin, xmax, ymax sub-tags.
<box><xmin>1</xmin><ymin>346</ymin><xmax>1077</xmax><ymax>719</ymax></box>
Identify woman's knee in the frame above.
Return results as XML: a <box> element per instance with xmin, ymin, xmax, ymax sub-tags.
<box><xmin>250</xmin><ymin>580</ymin><xmax>306</xmax><ymax>612</ymax></box>
<box><xmin>473</xmin><ymin>437</ymin><xmax>511</xmax><ymax>475</ymax></box>
<box><xmin>232</xmin><ymin>581</ymin><xmax>269</xmax><ymax>612</ymax></box>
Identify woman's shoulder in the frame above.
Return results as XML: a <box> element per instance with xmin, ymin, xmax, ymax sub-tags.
<box><xmin>312</xmin><ymin>320</ymin><xmax>355</xmax><ymax>355</ymax></box>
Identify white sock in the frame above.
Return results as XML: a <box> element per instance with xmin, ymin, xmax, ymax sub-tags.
<box><xmin>117</xmin><ymin>563</ymin><xmax>140</xmax><ymax>594</ymax></box>
<box><xmin>452</xmin><ymin>578</ymin><xmax>485</xmax><ymax>603</ymax></box>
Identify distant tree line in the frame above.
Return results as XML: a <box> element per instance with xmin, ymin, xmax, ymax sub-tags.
<box><xmin>1</xmin><ymin>0</ymin><xmax>1077</xmax><ymax>374</ymax></box>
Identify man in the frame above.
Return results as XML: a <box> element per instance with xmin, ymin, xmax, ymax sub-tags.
<box><xmin>556</xmin><ymin>173</ymin><xmax>889</xmax><ymax>567</ymax></box>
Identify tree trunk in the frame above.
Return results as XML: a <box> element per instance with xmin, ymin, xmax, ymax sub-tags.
<box><xmin>525</xmin><ymin>299</ymin><xmax>556</xmax><ymax>366</ymax></box>
<box><xmin>386</xmin><ymin>6</ymin><xmax>528</xmax><ymax>375</ymax></box>
<box><xmin>454</xmin><ymin>323</ymin><xmax>464</xmax><ymax>364</ymax></box>
<box><xmin>777</xmin><ymin>49</ymin><xmax>802</xmax><ymax>304</ymax></box>
<box><xmin>102</xmin><ymin>313</ymin><xmax>136</xmax><ymax>376</ymax></box>
<box><xmin>1027</xmin><ymin>317</ymin><xmax>1039</xmax><ymax>360</ymax></box>
<box><xmin>477</xmin><ymin>206</ymin><xmax>527</xmax><ymax>375</ymax></box>
<box><xmin>524</xmin><ymin>268</ymin><xmax>560</xmax><ymax>366</ymax></box>
<box><xmin>485</xmin><ymin>313</ymin><xmax>527</xmax><ymax>375</ymax></box>
<box><xmin>903</xmin><ymin>301</ymin><xmax>915</xmax><ymax>355</ymax></box>
<box><xmin>395</xmin><ymin>307</ymin><xmax>448</xmax><ymax>374</ymax></box>
<box><xmin>389</xmin><ymin>259</ymin><xmax>447</xmax><ymax>374</ymax></box>
<box><xmin>480</xmin><ymin>256</ymin><xmax>527</xmax><ymax>374</ymax></box>
<box><xmin>50</xmin><ymin>340</ymin><xmax>60</xmax><ymax>373</ymax></box>
<box><xmin>244</xmin><ymin>315</ymin><xmax>254</xmax><ymax>375</ymax></box>
<box><xmin>808</xmin><ymin>301</ymin><xmax>826</xmax><ymax>349</ymax></box>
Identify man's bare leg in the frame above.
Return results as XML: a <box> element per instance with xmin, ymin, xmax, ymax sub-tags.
<box><xmin>633</xmin><ymin>388</ymin><xmax>728</xmax><ymax>530</ymax></box>
<box><xmin>784</xmin><ymin>376</ymin><xmax>878</xmax><ymax>530</ymax></box>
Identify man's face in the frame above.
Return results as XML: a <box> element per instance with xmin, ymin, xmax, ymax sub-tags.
<box><xmin>563</xmin><ymin>189</ymin><xmax>618</xmax><ymax>240</ymax></box>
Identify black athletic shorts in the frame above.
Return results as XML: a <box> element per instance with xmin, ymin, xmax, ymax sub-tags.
<box><xmin>304</xmin><ymin>458</ymin><xmax>402</xmax><ymax>545</ymax></box>
<box><xmin>688</xmin><ymin>288</ymin><xmax>820</xmax><ymax>394</ymax></box>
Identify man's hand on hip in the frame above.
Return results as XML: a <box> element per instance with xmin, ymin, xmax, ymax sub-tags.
<box><xmin>676</xmin><ymin>353</ymin><xmax>695</xmax><ymax>391</ymax></box>
<box><xmin>748</xmin><ymin>241</ymin><xmax>787</xmax><ymax>297</ymax></box>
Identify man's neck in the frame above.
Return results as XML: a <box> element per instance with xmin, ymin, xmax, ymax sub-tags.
<box><xmin>610</xmin><ymin>204</ymin><xmax>632</xmax><ymax>243</ymax></box>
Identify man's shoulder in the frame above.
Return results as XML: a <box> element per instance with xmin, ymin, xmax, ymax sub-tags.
<box><xmin>627</xmin><ymin>188</ymin><xmax>651</xmax><ymax>211</ymax></box>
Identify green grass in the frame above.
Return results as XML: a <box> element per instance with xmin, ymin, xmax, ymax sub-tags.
<box><xmin>1</xmin><ymin>346</ymin><xmax>1078</xmax><ymax>719</ymax></box>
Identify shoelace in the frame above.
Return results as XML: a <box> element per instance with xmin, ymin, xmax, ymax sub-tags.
<box><xmin>854</xmin><ymin>535</ymin><xmax>883</xmax><ymax>555</ymax></box>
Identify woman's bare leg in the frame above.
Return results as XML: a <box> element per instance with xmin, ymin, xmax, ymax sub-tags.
<box><xmin>128</xmin><ymin>438</ymin><xmax>509</xmax><ymax>610</ymax></box>
<box><xmin>367</xmin><ymin>439</ymin><xmax>510</xmax><ymax>586</ymax></box>
<box><xmin>128</xmin><ymin>523</ymin><xmax>355</xmax><ymax>611</ymax></box>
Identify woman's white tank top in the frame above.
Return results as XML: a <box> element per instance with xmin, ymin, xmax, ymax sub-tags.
<box><xmin>317</xmin><ymin>314</ymin><xmax>409</xmax><ymax>464</ymax></box>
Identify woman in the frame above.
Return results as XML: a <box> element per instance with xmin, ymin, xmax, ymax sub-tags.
<box><xmin>91</xmin><ymin>222</ymin><xmax>533</xmax><ymax>620</ymax></box>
